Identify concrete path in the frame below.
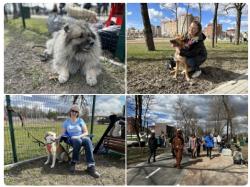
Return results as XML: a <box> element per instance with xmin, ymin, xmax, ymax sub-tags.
<box><xmin>207</xmin><ymin>71</ymin><xmax>248</xmax><ymax>94</ymax></box>
<box><xmin>127</xmin><ymin>152</ymin><xmax>189</xmax><ymax>185</ymax></box>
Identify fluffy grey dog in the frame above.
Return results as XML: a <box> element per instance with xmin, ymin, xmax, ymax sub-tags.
<box><xmin>45</xmin><ymin>20</ymin><xmax>101</xmax><ymax>86</ymax></box>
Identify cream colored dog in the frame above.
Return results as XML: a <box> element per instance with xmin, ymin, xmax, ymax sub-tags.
<box><xmin>44</xmin><ymin>131</ymin><xmax>69</xmax><ymax>168</ymax></box>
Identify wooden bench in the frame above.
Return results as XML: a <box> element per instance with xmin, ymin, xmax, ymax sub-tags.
<box><xmin>103</xmin><ymin>136</ymin><xmax>125</xmax><ymax>154</ymax></box>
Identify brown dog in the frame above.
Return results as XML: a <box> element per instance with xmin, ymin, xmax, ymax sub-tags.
<box><xmin>170</xmin><ymin>35</ymin><xmax>190</xmax><ymax>81</ymax></box>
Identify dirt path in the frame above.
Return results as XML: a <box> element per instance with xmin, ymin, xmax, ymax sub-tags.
<box><xmin>127</xmin><ymin>52</ymin><xmax>247</xmax><ymax>94</ymax></box>
<box><xmin>179</xmin><ymin>151</ymin><xmax>248</xmax><ymax>185</ymax></box>
<box><xmin>4</xmin><ymin>26</ymin><xmax>125</xmax><ymax>94</ymax></box>
<box><xmin>4</xmin><ymin>154</ymin><xmax>125</xmax><ymax>185</ymax></box>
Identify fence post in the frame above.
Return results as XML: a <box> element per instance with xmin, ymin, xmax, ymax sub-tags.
<box><xmin>90</xmin><ymin>95</ymin><xmax>96</xmax><ymax>139</ymax></box>
<box><xmin>6</xmin><ymin>95</ymin><xmax>18</xmax><ymax>163</ymax></box>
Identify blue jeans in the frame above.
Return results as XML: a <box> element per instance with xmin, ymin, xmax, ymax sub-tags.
<box><xmin>187</xmin><ymin>57</ymin><xmax>206</xmax><ymax>71</ymax></box>
<box><xmin>70</xmin><ymin>137</ymin><xmax>95</xmax><ymax>167</ymax></box>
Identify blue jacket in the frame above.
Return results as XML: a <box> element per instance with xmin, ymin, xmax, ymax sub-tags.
<box><xmin>205</xmin><ymin>135</ymin><xmax>214</xmax><ymax>148</ymax></box>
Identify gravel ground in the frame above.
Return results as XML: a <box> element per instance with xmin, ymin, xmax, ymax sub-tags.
<box><xmin>4</xmin><ymin>154</ymin><xmax>125</xmax><ymax>185</ymax></box>
<box><xmin>4</xmin><ymin>26</ymin><xmax>125</xmax><ymax>94</ymax></box>
<box><xmin>127</xmin><ymin>51</ymin><xmax>247</xmax><ymax>94</ymax></box>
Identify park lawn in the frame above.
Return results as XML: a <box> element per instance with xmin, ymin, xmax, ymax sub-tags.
<box><xmin>127</xmin><ymin>39</ymin><xmax>248</xmax><ymax>61</ymax></box>
<box><xmin>4</xmin><ymin>121</ymin><xmax>108</xmax><ymax>165</ymax></box>
<box><xmin>6</xmin><ymin>18</ymin><xmax>49</xmax><ymax>36</ymax></box>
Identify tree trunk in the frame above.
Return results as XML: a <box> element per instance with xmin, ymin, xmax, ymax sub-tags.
<box><xmin>140</xmin><ymin>3</ymin><xmax>155</xmax><ymax>51</ymax></box>
<box><xmin>138</xmin><ymin>95</ymin><xmax>142</xmax><ymax>130</ymax></box>
<box><xmin>134</xmin><ymin>96</ymin><xmax>141</xmax><ymax>146</ymax></box>
<box><xmin>235</xmin><ymin>8</ymin><xmax>242</xmax><ymax>45</ymax></box>
<box><xmin>13</xmin><ymin>3</ymin><xmax>19</xmax><ymax>19</ymax></box>
<box><xmin>175</xmin><ymin>5</ymin><xmax>178</xmax><ymax>34</ymax></box>
<box><xmin>199</xmin><ymin>3</ymin><xmax>202</xmax><ymax>22</ymax></box>
<box><xmin>212</xmin><ymin>3</ymin><xmax>218</xmax><ymax>48</ymax></box>
<box><xmin>4</xmin><ymin>5</ymin><xmax>8</xmax><ymax>22</ymax></box>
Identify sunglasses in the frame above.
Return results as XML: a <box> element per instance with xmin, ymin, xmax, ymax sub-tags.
<box><xmin>71</xmin><ymin>110</ymin><xmax>79</xmax><ymax>114</ymax></box>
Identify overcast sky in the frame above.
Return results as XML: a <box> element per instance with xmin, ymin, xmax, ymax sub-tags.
<box><xmin>127</xmin><ymin>95</ymin><xmax>248</xmax><ymax>132</ymax></box>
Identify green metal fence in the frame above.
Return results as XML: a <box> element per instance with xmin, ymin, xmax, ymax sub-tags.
<box><xmin>4</xmin><ymin>95</ymin><xmax>114</xmax><ymax>165</ymax></box>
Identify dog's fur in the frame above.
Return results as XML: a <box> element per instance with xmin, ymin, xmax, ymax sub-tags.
<box><xmin>170</xmin><ymin>35</ymin><xmax>190</xmax><ymax>81</ymax></box>
<box><xmin>44</xmin><ymin>131</ymin><xmax>69</xmax><ymax>168</ymax></box>
<box><xmin>44</xmin><ymin>20</ymin><xmax>102</xmax><ymax>86</ymax></box>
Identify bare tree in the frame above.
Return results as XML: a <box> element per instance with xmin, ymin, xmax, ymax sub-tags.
<box><xmin>174</xmin><ymin>96</ymin><xmax>197</xmax><ymax>140</ymax></box>
<box><xmin>160</xmin><ymin>3</ymin><xmax>179</xmax><ymax>34</ymax></box>
<box><xmin>212</xmin><ymin>3</ymin><xmax>219</xmax><ymax>48</ymax></box>
<box><xmin>209</xmin><ymin>96</ymin><xmax>227</xmax><ymax>135</ymax></box>
<box><xmin>140</xmin><ymin>3</ymin><xmax>155</xmax><ymax>51</ymax></box>
<box><xmin>181</xmin><ymin>4</ymin><xmax>190</xmax><ymax>35</ymax></box>
<box><xmin>222</xmin><ymin>96</ymin><xmax>234</xmax><ymax>143</ymax></box>
<box><xmin>225</xmin><ymin>3</ymin><xmax>246</xmax><ymax>45</ymax></box>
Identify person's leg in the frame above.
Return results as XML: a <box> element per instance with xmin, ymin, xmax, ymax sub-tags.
<box><xmin>186</xmin><ymin>58</ymin><xmax>197</xmax><ymax>72</ymax></box>
<box><xmin>81</xmin><ymin>137</ymin><xmax>95</xmax><ymax>166</ymax></box>
<box><xmin>148</xmin><ymin>150</ymin><xmax>152</xmax><ymax>163</ymax></box>
<box><xmin>210</xmin><ymin>148</ymin><xmax>212</xmax><ymax>159</ymax></box>
<box><xmin>153</xmin><ymin>149</ymin><xmax>156</xmax><ymax>162</ymax></box>
<box><xmin>207</xmin><ymin>147</ymin><xmax>209</xmax><ymax>157</ymax></box>
<box><xmin>70</xmin><ymin>138</ymin><xmax>82</xmax><ymax>163</ymax></box>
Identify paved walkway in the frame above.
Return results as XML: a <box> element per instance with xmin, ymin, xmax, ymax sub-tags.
<box><xmin>207</xmin><ymin>71</ymin><xmax>248</xmax><ymax>94</ymax></box>
<box><xmin>127</xmin><ymin>150</ymin><xmax>248</xmax><ymax>185</ymax></box>
<box><xmin>127</xmin><ymin>152</ymin><xmax>189</xmax><ymax>185</ymax></box>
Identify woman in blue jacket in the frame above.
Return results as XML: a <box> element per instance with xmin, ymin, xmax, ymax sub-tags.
<box><xmin>205</xmin><ymin>133</ymin><xmax>214</xmax><ymax>159</ymax></box>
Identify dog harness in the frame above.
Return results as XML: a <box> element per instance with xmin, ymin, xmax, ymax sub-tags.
<box><xmin>46</xmin><ymin>144</ymin><xmax>52</xmax><ymax>153</ymax></box>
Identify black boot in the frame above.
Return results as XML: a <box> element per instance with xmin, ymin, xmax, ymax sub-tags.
<box><xmin>70</xmin><ymin>162</ymin><xmax>76</xmax><ymax>174</ymax></box>
<box><xmin>87</xmin><ymin>166</ymin><xmax>101</xmax><ymax>178</ymax></box>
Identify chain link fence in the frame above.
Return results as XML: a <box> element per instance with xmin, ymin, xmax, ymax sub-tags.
<box><xmin>4</xmin><ymin>95</ymin><xmax>118</xmax><ymax>165</ymax></box>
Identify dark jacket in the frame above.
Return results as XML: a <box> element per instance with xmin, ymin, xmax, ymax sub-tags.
<box><xmin>148</xmin><ymin>137</ymin><xmax>158</xmax><ymax>150</ymax></box>
<box><xmin>180</xmin><ymin>33</ymin><xmax>207</xmax><ymax>61</ymax></box>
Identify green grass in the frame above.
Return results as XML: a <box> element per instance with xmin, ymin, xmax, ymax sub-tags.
<box><xmin>4</xmin><ymin>121</ymin><xmax>108</xmax><ymax>165</ymax></box>
<box><xmin>127</xmin><ymin>39</ymin><xmax>248</xmax><ymax>60</ymax></box>
<box><xmin>6</xmin><ymin>18</ymin><xmax>49</xmax><ymax>36</ymax></box>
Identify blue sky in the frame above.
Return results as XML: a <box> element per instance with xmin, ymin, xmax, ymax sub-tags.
<box><xmin>127</xmin><ymin>3</ymin><xmax>248</xmax><ymax>32</ymax></box>
<box><xmin>6</xmin><ymin>95</ymin><xmax>125</xmax><ymax>116</ymax></box>
<box><xmin>127</xmin><ymin>95</ymin><xmax>248</xmax><ymax>132</ymax></box>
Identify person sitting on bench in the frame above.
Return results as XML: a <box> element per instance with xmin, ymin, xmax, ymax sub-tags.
<box><xmin>57</xmin><ymin>104</ymin><xmax>100</xmax><ymax>178</ymax></box>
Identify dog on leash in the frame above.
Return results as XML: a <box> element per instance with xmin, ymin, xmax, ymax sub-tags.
<box><xmin>44</xmin><ymin>131</ymin><xmax>69</xmax><ymax>168</ymax></box>
<box><xmin>170</xmin><ymin>35</ymin><xmax>190</xmax><ymax>81</ymax></box>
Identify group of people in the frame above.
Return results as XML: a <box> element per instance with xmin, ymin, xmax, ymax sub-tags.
<box><xmin>188</xmin><ymin>133</ymin><xmax>219</xmax><ymax>159</ymax></box>
<box><xmin>147</xmin><ymin>129</ymin><xmax>240</xmax><ymax>169</ymax></box>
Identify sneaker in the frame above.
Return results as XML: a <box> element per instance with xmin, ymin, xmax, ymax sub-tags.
<box><xmin>70</xmin><ymin>162</ymin><xmax>76</xmax><ymax>174</ymax></box>
<box><xmin>87</xmin><ymin>166</ymin><xmax>101</xmax><ymax>178</ymax></box>
<box><xmin>192</xmin><ymin>70</ymin><xmax>202</xmax><ymax>78</ymax></box>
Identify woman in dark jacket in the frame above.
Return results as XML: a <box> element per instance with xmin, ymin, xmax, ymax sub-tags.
<box><xmin>180</xmin><ymin>20</ymin><xmax>207</xmax><ymax>78</ymax></box>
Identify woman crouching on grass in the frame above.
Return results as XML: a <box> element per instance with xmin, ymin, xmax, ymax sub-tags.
<box><xmin>180</xmin><ymin>20</ymin><xmax>207</xmax><ymax>78</ymax></box>
<box><xmin>58</xmin><ymin>104</ymin><xmax>100</xmax><ymax>178</ymax></box>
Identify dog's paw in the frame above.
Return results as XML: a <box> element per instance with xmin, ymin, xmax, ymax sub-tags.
<box><xmin>86</xmin><ymin>77</ymin><xmax>97</xmax><ymax>86</ymax></box>
<box><xmin>58</xmin><ymin>74</ymin><xmax>69</xmax><ymax>84</ymax></box>
<box><xmin>173</xmin><ymin>75</ymin><xmax>177</xmax><ymax>79</ymax></box>
<box><xmin>44</xmin><ymin>161</ymin><xmax>49</xmax><ymax>165</ymax></box>
<box><xmin>50</xmin><ymin>165</ymin><xmax>55</xmax><ymax>168</ymax></box>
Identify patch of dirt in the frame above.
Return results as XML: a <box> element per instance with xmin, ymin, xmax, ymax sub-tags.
<box><xmin>127</xmin><ymin>53</ymin><xmax>247</xmax><ymax>94</ymax></box>
<box><xmin>4</xmin><ymin>26</ymin><xmax>124</xmax><ymax>94</ymax></box>
<box><xmin>4</xmin><ymin>154</ymin><xmax>125</xmax><ymax>185</ymax></box>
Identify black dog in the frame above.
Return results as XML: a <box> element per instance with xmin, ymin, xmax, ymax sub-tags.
<box><xmin>165</xmin><ymin>57</ymin><xmax>176</xmax><ymax>70</ymax></box>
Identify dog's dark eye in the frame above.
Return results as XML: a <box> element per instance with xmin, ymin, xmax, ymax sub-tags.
<box><xmin>79</xmin><ymin>33</ymin><xmax>84</xmax><ymax>38</ymax></box>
